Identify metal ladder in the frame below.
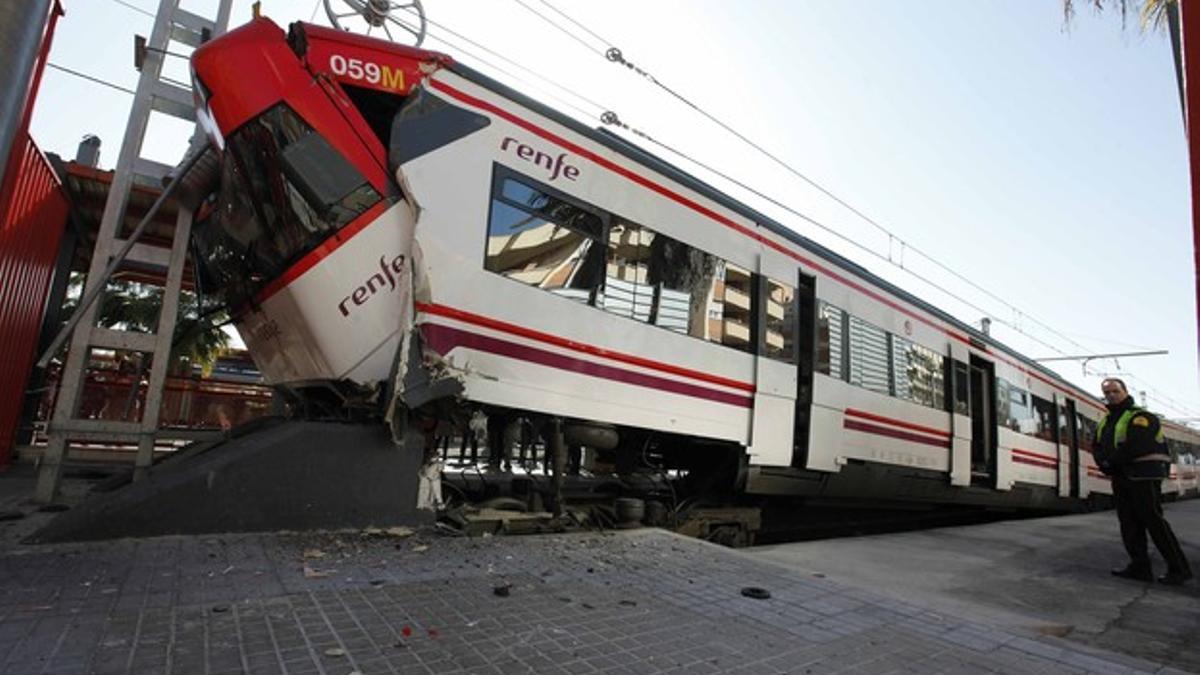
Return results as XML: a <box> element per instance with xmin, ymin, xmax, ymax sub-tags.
<box><xmin>34</xmin><ymin>0</ymin><xmax>233</xmax><ymax>503</ymax></box>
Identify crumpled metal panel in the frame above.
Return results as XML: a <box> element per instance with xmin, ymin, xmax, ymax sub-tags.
<box><xmin>0</xmin><ymin>134</ymin><xmax>69</xmax><ymax>466</ymax></box>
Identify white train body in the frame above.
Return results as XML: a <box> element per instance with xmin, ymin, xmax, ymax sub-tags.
<box><xmin>191</xmin><ymin>19</ymin><xmax>1200</xmax><ymax>510</ymax></box>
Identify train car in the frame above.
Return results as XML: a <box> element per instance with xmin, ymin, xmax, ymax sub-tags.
<box><xmin>1163</xmin><ymin>421</ymin><xmax>1200</xmax><ymax>498</ymax></box>
<box><xmin>186</xmin><ymin>17</ymin><xmax>1200</xmax><ymax>529</ymax></box>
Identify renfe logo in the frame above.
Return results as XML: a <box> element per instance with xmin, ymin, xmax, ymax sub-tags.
<box><xmin>338</xmin><ymin>254</ymin><xmax>407</xmax><ymax>317</ymax></box>
<box><xmin>501</xmin><ymin>137</ymin><xmax>580</xmax><ymax>182</ymax></box>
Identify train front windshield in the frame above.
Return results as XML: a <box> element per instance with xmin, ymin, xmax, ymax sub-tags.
<box><xmin>193</xmin><ymin>103</ymin><xmax>383</xmax><ymax>308</ymax></box>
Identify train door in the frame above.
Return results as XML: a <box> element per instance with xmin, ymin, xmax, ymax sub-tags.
<box><xmin>947</xmin><ymin>343</ymin><xmax>972</xmax><ymax>486</ymax></box>
<box><xmin>746</xmin><ymin>257</ymin><xmax>799</xmax><ymax>467</ymax></box>
<box><xmin>791</xmin><ymin>272</ymin><xmax>817</xmax><ymax>467</ymax></box>
<box><xmin>968</xmin><ymin>355</ymin><xmax>997</xmax><ymax>487</ymax></box>
<box><xmin>1062</xmin><ymin>399</ymin><xmax>1080</xmax><ymax>498</ymax></box>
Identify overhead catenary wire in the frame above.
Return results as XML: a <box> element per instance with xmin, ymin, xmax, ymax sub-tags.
<box><xmin>508</xmin><ymin>0</ymin><xmax>607</xmax><ymax>58</ymax></box>
<box><xmin>46</xmin><ymin>63</ymin><xmax>135</xmax><ymax>96</ymax></box>
<box><xmin>420</xmin><ymin>14</ymin><xmax>609</xmax><ymax>115</ymax></box>
<box><xmin>421</xmin><ymin>28</ymin><xmax>602</xmax><ymax>124</ymax></box>
<box><xmin>107</xmin><ymin>0</ymin><xmax>154</xmax><ymax>19</ymax></box>
<box><xmin>522</xmin><ymin>0</ymin><xmax>1109</xmax><ymax>361</ymax></box>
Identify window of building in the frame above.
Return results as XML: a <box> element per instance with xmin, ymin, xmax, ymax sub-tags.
<box><xmin>650</xmin><ymin>237</ymin><xmax>723</xmax><ymax>341</ymax></box>
<box><xmin>600</xmin><ymin>219</ymin><xmax>654</xmax><ymax>322</ymax></box>
<box><xmin>892</xmin><ymin>336</ymin><xmax>946</xmax><ymax>410</ymax></box>
<box><xmin>817</xmin><ymin>302</ymin><xmax>845</xmax><ymax>379</ymax></box>
<box><xmin>763</xmin><ymin>278</ymin><xmax>796</xmax><ymax>363</ymax></box>
<box><xmin>713</xmin><ymin>261</ymin><xmax>753</xmax><ymax>352</ymax></box>
<box><xmin>485</xmin><ymin>172</ymin><xmax>605</xmax><ymax>305</ymax></box>
<box><xmin>848</xmin><ymin>316</ymin><xmax>890</xmax><ymax>396</ymax></box>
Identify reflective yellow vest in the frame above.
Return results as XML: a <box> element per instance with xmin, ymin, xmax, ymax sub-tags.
<box><xmin>1096</xmin><ymin>406</ymin><xmax>1169</xmax><ymax>462</ymax></box>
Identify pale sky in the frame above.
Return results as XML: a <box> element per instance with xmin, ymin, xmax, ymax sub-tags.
<box><xmin>29</xmin><ymin>0</ymin><xmax>1200</xmax><ymax>423</ymax></box>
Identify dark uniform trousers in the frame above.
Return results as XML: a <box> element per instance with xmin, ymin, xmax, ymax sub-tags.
<box><xmin>1112</xmin><ymin>476</ymin><xmax>1190</xmax><ymax>574</ymax></box>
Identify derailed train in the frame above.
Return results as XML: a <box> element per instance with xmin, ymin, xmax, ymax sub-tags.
<box><xmin>186</xmin><ymin>17</ymin><xmax>1200</xmax><ymax>528</ymax></box>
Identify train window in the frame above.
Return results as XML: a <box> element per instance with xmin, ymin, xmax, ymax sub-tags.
<box><xmin>952</xmin><ymin>360</ymin><xmax>970</xmax><ymax>416</ymax></box>
<box><xmin>816</xmin><ymin>302</ymin><xmax>845</xmax><ymax>379</ymax></box>
<box><xmin>1031</xmin><ymin>395</ymin><xmax>1056</xmax><ymax>441</ymax></box>
<box><xmin>485</xmin><ymin>172</ymin><xmax>604</xmax><ymax>305</ymax></box>
<box><xmin>600</xmin><ymin>220</ymin><xmax>654</xmax><ymax>323</ymax></box>
<box><xmin>892</xmin><ymin>336</ymin><xmax>945</xmax><ymax>410</ymax></box>
<box><xmin>652</xmin><ymin>234</ymin><xmax>744</xmax><ymax>348</ymax></box>
<box><xmin>848</xmin><ymin>316</ymin><xmax>890</xmax><ymax>396</ymax></box>
<box><xmin>195</xmin><ymin>103</ymin><xmax>384</xmax><ymax>308</ymax></box>
<box><xmin>995</xmin><ymin>379</ymin><xmax>1036</xmax><ymax>433</ymax></box>
<box><xmin>763</xmin><ymin>278</ymin><xmax>796</xmax><ymax>363</ymax></box>
<box><xmin>1076</xmin><ymin>414</ymin><xmax>1097</xmax><ymax>452</ymax></box>
<box><xmin>995</xmin><ymin>379</ymin><xmax>1012</xmax><ymax>430</ymax></box>
<box><xmin>1058</xmin><ymin>404</ymin><xmax>1073</xmax><ymax>446</ymax></box>
<box><xmin>652</xmin><ymin>237</ymin><xmax>726</xmax><ymax>341</ymax></box>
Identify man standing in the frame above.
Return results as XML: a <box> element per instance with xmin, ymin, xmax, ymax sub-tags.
<box><xmin>1095</xmin><ymin>378</ymin><xmax>1192</xmax><ymax>585</ymax></box>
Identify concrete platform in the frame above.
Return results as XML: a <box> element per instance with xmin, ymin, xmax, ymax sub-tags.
<box><xmin>751</xmin><ymin>500</ymin><xmax>1200</xmax><ymax>673</ymax></box>
<box><xmin>0</xmin><ymin>467</ymin><xmax>1195</xmax><ymax>674</ymax></box>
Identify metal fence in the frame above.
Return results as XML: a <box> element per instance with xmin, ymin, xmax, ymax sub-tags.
<box><xmin>0</xmin><ymin>134</ymin><xmax>69</xmax><ymax>465</ymax></box>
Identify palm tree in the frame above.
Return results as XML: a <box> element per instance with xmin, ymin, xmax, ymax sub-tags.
<box><xmin>1063</xmin><ymin>0</ymin><xmax>1175</xmax><ymax>32</ymax></box>
<box><xmin>59</xmin><ymin>274</ymin><xmax>231</xmax><ymax>376</ymax></box>
<box><xmin>1062</xmin><ymin>1</ymin><xmax>1183</xmax><ymax>115</ymax></box>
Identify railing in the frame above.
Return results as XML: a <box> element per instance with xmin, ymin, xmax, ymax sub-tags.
<box><xmin>31</xmin><ymin>366</ymin><xmax>275</xmax><ymax>442</ymax></box>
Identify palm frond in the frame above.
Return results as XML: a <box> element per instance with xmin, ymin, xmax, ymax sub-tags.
<box><xmin>1139</xmin><ymin>0</ymin><xmax>1175</xmax><ymax>33</ymax></box>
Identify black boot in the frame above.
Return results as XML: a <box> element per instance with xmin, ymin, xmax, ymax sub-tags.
<box><xmin>1111</xmin><ymin>563</ymin><xmax>1153</xmax><ymax>582</ymax></box>
<box><xmin>1157</xmin><ymin>569</ymin><xmax>1194</xmax><ymax>586</ymax></box>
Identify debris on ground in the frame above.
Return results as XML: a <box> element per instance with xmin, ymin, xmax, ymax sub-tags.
<box><xmin>303</xmin><ymin>564</ymin><xmax>331</xmax><ymax>579</ymax></box>
<box><xmin>740</xmin><ymin>587</ymin><xmax>771</xmax><ymax>600</ymax></box>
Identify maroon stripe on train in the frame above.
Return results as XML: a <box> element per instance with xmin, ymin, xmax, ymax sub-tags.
<box><xmin>1012</xmin><ymin>448</ymin><xmax>1059</xmax><ymax>464</ymax></box>
<box><xmin>843</xmin><ymin>408</ymin><xmax>950</xmax><ymax>438</ymax></box>
<box><xmin>421</xmin><ymin>323</ymin><xmax>754</xmax><ymax>408</ymax></box>
<box><xmin>1012</xmin><ymin>455</ymin><xmax>1057</xmax><ymax>470</ymax></box>
<box><xmin>842</xmin><ymin>419</ymin><xmax>951</xmax><ymax>449</ymax></box>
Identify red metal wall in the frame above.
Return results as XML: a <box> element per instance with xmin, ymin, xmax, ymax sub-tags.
<box><xmin>0</xmin><ymin>0</ymin><xmax>65</xmax><ymax>466</ymax></box>
<box><xmin>0</xmin><ymin>136</ymin><xmax>69</xmax><ymax>465</ymax></box>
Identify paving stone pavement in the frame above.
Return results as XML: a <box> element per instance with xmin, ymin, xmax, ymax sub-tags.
<box><xmin>0</xmin><ymin>521</ymin><xmax>1188</xmax><ymax>675</ymax></box>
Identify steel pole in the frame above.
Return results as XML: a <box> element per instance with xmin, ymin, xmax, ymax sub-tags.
<box><xmin>0</xmin><ymin>0</ymin><xmax>54</xmax><ymax>189</ymax></box>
